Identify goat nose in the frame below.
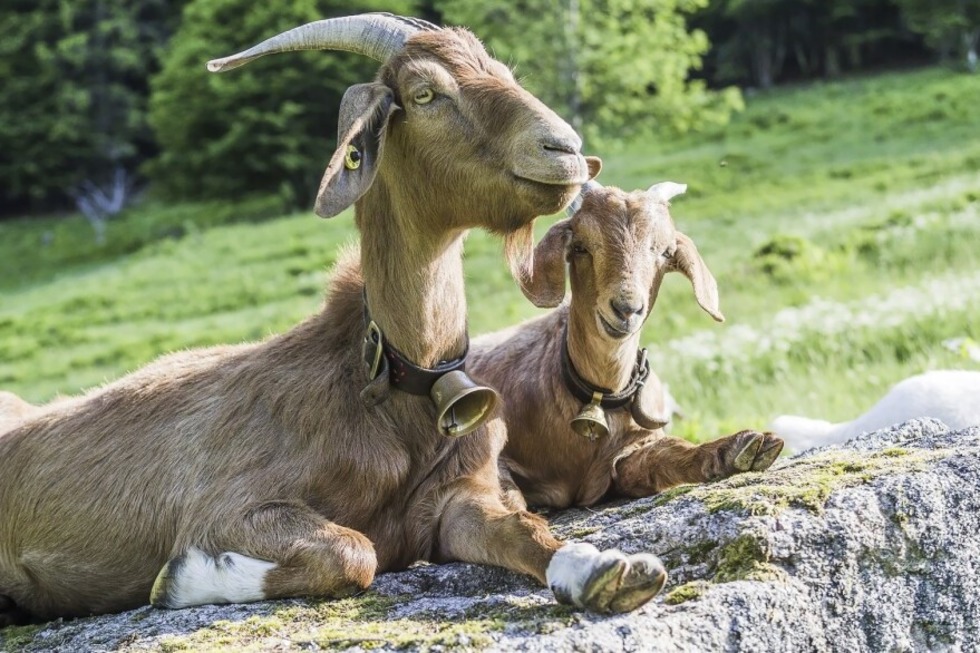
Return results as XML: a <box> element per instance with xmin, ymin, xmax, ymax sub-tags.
<box><xmin>541</xmin><ymin>135</ymin><xmax>581</xmax><ymax>155</ymax></box>
<box><xmin>611</xmin><ymin>298</ymin><xmax>644</xmax><ymax>322</ymax></box>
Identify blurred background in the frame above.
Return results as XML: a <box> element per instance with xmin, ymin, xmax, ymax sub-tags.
<box><xmin>1</xmin><ymin>0</ymin><xmax>978</xmax><ymax>439</ymax></box>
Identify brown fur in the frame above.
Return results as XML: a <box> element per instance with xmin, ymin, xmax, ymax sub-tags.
<box><xmin>0</xmin><ymin>25</ymin><xmax>596</xmax><ymax>623</ymax></box>
<box><xmin>470</xmin><ymin>184</ymin><xmax>783</xmax><ymax>509</ymax></box>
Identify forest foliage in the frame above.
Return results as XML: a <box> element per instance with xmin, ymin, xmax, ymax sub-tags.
<box><xmin>1</xmin><ymin>0</ymin><xmax>977</xmax><ymax>216</ymax></box>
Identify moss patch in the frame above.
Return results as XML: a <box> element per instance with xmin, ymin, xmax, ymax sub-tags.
<box><xmin>153</xmin><ymin>593</ymin><xmax>506</xmax><ymax>652</ymax></box>
<box><xmin>656</xmin><ymin>448</ymin><xmax>945</xmax><ymax>517</ymax></box>
<box><xmin>712</xmin><ymin>533</ymin><xmax>787</xmax><ymax>583</ymax></box>
<box><xmin>663</xmin><ymin>581</ymin><xmax>710</xmax><ymax>605</ymax></box>
<box><xmin>148</xmin><ymin>593</ymin><xmax>585</xmax><ymax>652</ymax></box>
<box><xmin>0</xmin><ymin>623</ymin><xmax>43</xmax><ymax>651</ymax></box>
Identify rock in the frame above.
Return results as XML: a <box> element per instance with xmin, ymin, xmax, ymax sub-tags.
<box><xmin>3</xmin><ymin>418</ymin><xmax>979</xmax><ymax>652</ymax></box>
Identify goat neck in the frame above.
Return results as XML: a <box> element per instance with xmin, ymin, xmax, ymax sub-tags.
<box><xmin>356</xmin><ymin>178</ymin><xmax>467</xmax><ymax>368</ymax></box>
<box><xmin>565</xmin><ymin>302</ymin><xmax>643</xmax><ymax>394</ymax></box>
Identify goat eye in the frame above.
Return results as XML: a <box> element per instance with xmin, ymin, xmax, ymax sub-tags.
<box><xmin>344</xmin><ymin>145</ymin><xmax>361</xmax><ymax>170</ymax></box>
<box><xmin>661</xmin><ymin>245</ymin><xmax>676</xmax><ymax>259</ymax></box>
<box><xmin>572</xmin><ymin>243</ymin><xmax>589</xmax><ymax>256</ymax></box>
<box><xmin>413</xmin><ymin>88</ymin><xmax>435</xmax><ymax>105</ymax></box>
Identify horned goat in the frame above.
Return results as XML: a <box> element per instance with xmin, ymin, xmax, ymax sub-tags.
<box><xmin>771</xmin><ymin>370</ymin><xmax>980</xmax><ymax>452</ymax></box>
<box><xmin>470</xmin><ymin>181</ymin><xmax>784</xmax><ymax>508</ymax></box>
<box><xmin>0</xmin><ymin>14</ymin><xmax>665</xmax><ymax>625</ymax></box>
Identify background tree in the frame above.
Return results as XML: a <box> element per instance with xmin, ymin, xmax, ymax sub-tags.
<box><xmin>0</xmin><ymin>0</ymin><xmax>183</xmax><ymax>215</ymax></box>
<box><xmin>696</xmin><ymin>0</ymin><xmax>919</xmax><ymax>88</ymax></box>
<box><xmin>147</xmin><ymin>0</ymin><xmax>416</xmax><ymax>207</ymax></box>
<box><xmin>896</xmin><ymin>0</ymin><xmax>980</xmax><ymax>71</ymax></box>
<box><xmin>435</xmin><ymin>0</ymin><xmax>742</xmax><ymax>144</ymax></box>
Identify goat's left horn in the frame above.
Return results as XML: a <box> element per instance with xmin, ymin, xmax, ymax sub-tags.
<box><xmin>567</xmin><ymin>180</ymin><xmax>601</xmax><ymax>215</ymax></box>
<box><xmin>206</xmin><ymin>13</ymin><xmax>438</xmax><ymax>72</ymax></box>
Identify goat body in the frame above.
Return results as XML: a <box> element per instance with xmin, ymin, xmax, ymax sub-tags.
<box><xmin>0</xmin><ymin>17</ymin><xmax>664</xmax><ymax>624</ymax></box>
<box><xmin>471</xmin><ymin>182</ymin><xmax>783</xmax><ymax>509</ymax></box>
<box><xmin>772</xmin><ymin>370</ymin><xmax>980</xmax><ymax>451</ymax></box>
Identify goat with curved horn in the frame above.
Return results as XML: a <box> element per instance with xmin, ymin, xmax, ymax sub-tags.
<box><xmin>0</xmin><ymin>13</ymin><xmax>663</xmax><ymax>626</ymax></box>
<box><xmin>206</xmin><ymin>13</ymin><xmax>438</xmax><ymax>72</ymax></box>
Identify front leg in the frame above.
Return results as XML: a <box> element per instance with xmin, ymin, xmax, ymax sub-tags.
<box><xmin>437</xmin><ymin>479</ymin><xmax>666</xmax><ymax>613</ymax></box>
<box><xmin>151</xmin><ymin>501</ymin><xmax>377</xmax><ymax>609</ymax></box>
<box><xmin>613</xmin><ymin>430</ymin><xmax>783</xmax><ymax>497</ymax></box>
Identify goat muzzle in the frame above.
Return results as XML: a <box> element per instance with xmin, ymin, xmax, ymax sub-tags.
<box><xmin>431</xmin><ymin>371</ymin><xmax>499</xmax><ymax>438</ymax></box>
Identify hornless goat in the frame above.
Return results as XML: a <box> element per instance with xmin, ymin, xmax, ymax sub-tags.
<box><xmin>0</xmin><ymin>15</ymin><xmax>667</xmax><ymax>625</ymax></box>
<box><xmin>470</xmin><ymin>181</ymin><xmax>784</xmax><ymax>509</ymax></box>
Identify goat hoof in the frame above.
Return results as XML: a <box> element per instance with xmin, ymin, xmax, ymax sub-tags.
<box><xmin>607</xmin><ymin>554</ymin><xmax>668</xmax><ymax>613</ymax></box>
<box><xmin>731</xmin><ymin>430</ymin><xmax>765</xmax><ymax>472</ymax></box>
<box><xmin>579</xmin><ymin>552</ymin><xmax>667</xmax><ymax>613</ymax></box>
<box><xmin>577</xmin><ymin>553</ymin><xmax>629</xmax><ymax>612</ymax></box>
<box><xmin>150</xmin><ymin>554</ymin><xmax>185</xmax><ymax>609</ymax></box>
<box><xmin>751</xmin><ymin>433</ymin><xmax>784</xmax><ymax>471</ymax></box>
<box><xmin>548</xmin><ymin>544</ymin><xmax>667</xmax><ymax>613</ymax></box>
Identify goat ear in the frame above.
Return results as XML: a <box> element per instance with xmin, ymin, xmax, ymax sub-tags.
<box><xmin>520</xmin><ymin>218</ymin><xmax>571</xmax><ymax>308</ymax></box>
<box><xmin>586</xmin><ymin>156</ymin><xmax>602</xmax><ymax>180</ymax></box>
<box><xmin>673</xmin><ymin>232</ymin><xmax>725</xmax><ymax>322</ymax></box>
<box><xmin>314</xmin><ymin>83</ymin><xmax>397</xmax><ymax>219</ymax></box>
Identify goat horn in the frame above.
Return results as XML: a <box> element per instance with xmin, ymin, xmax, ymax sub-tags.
<box><xmin>566</xmin><ymin>180</ymin><xmax>602</xmax><ymax>215</ymax></box>
<box><xmin>647</xmin><ymin>181</ymin><xmax>687</xmax><ymax>203</ymax></box>
<box><xmin>206</xmin><ymin>13</ymin><xmax>438</xmax><ymax>72</ymax></box>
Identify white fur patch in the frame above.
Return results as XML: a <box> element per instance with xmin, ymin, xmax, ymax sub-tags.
<box><xmin>159</xmin><ymin>548</ymin><xmax>276</xmax><ymax>608</ymax></box>
<box><xmin>546</xmin><ymin>543</ymin><xmax>623</xmax><ymax>607</ymax></box>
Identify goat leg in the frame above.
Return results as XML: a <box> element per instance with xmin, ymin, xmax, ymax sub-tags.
<box><xmin>613</xmin><ymin>430</ymin><xmax>784</xmax><ymax>497</ymax></box>
<box><xmin>436</xmin><ymin>481</ymin><xmax>666</xmax><ymax>613</ymax></box>
<box><xmin>151</xmin><ymin>501</ymin><xmax>376</xmax><ymax>609</ymax></box>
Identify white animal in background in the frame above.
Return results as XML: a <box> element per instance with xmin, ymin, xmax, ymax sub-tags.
<box><xmin>771</xmin><ymin>370</ymin><xmax>980</xmax><ymax>451</ymax></box>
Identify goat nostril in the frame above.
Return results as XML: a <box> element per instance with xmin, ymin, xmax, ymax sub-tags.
<box><xmin>541</xmin><ymin>138</ymin><xmax>579</xmax><ymax>156</ymax></box>
<box><xmin>611</xmin><ymin>299</ymin><xmax>643</xmax><ymax>321</ymax></box>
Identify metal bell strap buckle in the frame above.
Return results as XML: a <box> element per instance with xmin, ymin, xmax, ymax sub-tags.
<box><xmin>632</xmin><ymin>348</ymin><xmax>651</xmax><ymax>389</ymax></box>
<box><xmin>363</xmin><ymin>320</ymin><xmax>385</xmax><ymax>380</ymax></box>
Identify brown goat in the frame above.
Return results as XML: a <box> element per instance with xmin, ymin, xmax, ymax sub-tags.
<box><xmin>470</xmin><ymin>181</ymin><xmax>783</xmax><ymax>509</ymax></box>
<box><xmin>0</xmin><ymin>15</ymin><xmax>666</xmax><ymax>625</ymax></box>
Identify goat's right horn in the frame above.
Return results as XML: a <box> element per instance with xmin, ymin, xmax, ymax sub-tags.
<box><xmin>206</xmin><ymin>13</ymin><xmax>438</xmax><ymax>72</ymax></box>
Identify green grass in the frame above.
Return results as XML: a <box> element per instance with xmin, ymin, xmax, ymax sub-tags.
<box><xmin>1</xmin><ymin>66</ymin><xmax>979</xmax><ymax>440</ymax></box>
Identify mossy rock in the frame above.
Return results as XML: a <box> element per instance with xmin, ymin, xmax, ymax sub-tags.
<box><xmin>655</xmin><ymin>447</ymin><xmax>944</xmax><ymax>517</ymax></box>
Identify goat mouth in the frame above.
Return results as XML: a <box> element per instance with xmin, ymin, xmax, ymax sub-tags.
<box><xmin>512</xmin><ymin>173</ymin><xmax>586</xmax><ymax>188</ymax></box>
<box><xmin>597</xmin><ymin>313</ymin><xmax>632</xmax><ymax>339</ymax></box>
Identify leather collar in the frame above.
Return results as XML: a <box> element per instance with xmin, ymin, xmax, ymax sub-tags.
<box><xmin>560</xmin><ymin>328</ymin><xmax>650</xmax><ymax>410</ymax></box>
<box><xmin>362</xmin><ymin>293</ymin><xmax>468</xmax><ymax>396</ymax></box>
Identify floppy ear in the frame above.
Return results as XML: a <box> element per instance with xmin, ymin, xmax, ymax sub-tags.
<box><xmin>315</xmin><ymin>83</ymin><xmax>397</xmax><ymax>218</ymax></box>
<box><xmin>519</xmin><ymin>218</ymin><xmax>572</xmax><ymax>308</ymax></box>
<box><xmin>672</xmin><ymin>232</ymin><xmax>725</xmax><ymax>322</ymax></box>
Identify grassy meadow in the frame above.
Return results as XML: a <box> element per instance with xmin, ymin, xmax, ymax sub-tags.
<box><xmin>1</xmin><ymin>66</ymin><xmax>978</xmax><ymax>442</ymax></box>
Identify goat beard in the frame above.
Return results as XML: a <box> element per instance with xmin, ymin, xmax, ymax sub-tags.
<box><xmin>503</xmin><ymin>223</ymin><xmax>536</xmax><ymax>291</ymax></box>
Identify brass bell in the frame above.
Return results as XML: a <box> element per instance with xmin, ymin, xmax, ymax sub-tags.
<box><xmin>571</xmin><ymin>391</ymin><xmax>609</xmax><ymax>441</ymax></box>
<box><xmin>431</xmin><ymin>370</ymin><xmax>500</xmax><ymax>438</ymax></box>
